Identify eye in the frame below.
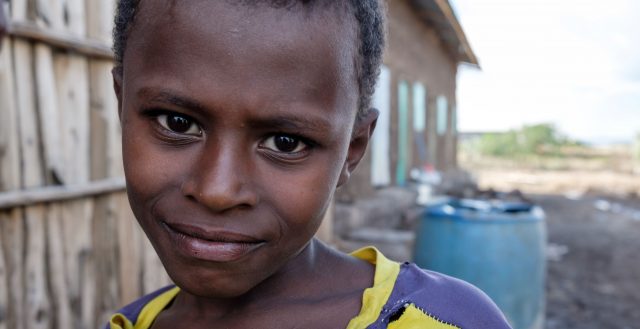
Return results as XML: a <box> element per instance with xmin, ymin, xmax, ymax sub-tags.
<box><xmin>261</xmin><ymin>135</ymin><xmax>308</xmax><ymax>153</ymax></box>
<box><xmin>157</xmin><ymin>113</ymin><xmax>202</xmax><ymax>136</ymax></box>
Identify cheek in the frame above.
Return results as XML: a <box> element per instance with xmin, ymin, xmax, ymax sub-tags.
<box><xmin>263</xmin><ymin>153</ymin><xmax>346</xmax><ymax>236</ymax></box>
<box><xmin>121</xmin><ymin>118</ymin><xmax>190</xmax><ymax>219</ymax></box>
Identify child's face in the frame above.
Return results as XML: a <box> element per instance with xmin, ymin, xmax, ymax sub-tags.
<box><xmin>115</xmin><ymin>1</ymin><xmax>371</xmax><ymax>297</ymax></box>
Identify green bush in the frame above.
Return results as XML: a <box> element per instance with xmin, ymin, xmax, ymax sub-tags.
<box><xmin>477</xmin><ymin>123</ymin><xmax>571</xmax><ymax>157</ymax></box>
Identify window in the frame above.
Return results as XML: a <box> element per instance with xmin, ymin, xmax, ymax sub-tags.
<box><xmin>437</xmin><ymin>95</ymin><xmax>448</xmax><ymax>136</ymax></box>
<box><xmin>397</xmin><ymin>80</ymin><xmax>410</xmax><ymax>185</ymax></box>
<box><xmin>412</xmin><ymin>83</ymin><xmax>426</xmax><ymax>132</ymax></box>
<box><xmin>451</xmin><ymin>104</ymin><xmax>457</xmax><ymax>135</ymax></box>
<box><xmin>370</xmin><ymin>66</ymin><xmax>391</xmax><ymax>186</ymax></box>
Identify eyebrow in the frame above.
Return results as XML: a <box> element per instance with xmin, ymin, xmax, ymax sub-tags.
<box><xmin>249</xmin><ymin>115</ymin><xmax>332</xmax><ymax>134</ymax></box>
<box><xmin>137</xmin><ymin>87</ymin><xmax>207</xmax><ymax>113</ymax></box>
<box><xmin>137</xmin><ymin>87</ymin><xmax>332</xmax><ymax>133</ymax></box>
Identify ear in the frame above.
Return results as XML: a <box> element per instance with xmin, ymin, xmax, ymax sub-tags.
<box><xmin>337</xmin><ymin>108</ymin><xmax>379</xmax><ymax>188</ymax></box>
<box><xmin>111</xmin><ymin>67</ymin><xmax>124</xmax><ymax>121</ymax></box>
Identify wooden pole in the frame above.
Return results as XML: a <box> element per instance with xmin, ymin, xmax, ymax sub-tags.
<box><xmin>13</xmin><ymin>37</ymin><xmax>52</xmax><ymax>329</ymax></box>
<box><xmin>53</xmin><ymin>1</ymin><xmax>97</xmax><ymax>322</ymax></box>
<box><xmin>46</xmin><ymin>203</ymin><xmax>73</xmax><ymax>329</ymax></box>
<box><xmin>7</xmin><ymin>22</ymin><xmax>113</xmax><ymax>60</ymax></box>
<box><xmin>86</xmin><ymin>0</ymin><xmax>125</xmax><ymax>324</ymax></box>
<box><xmin>117</xmin><ymin>193</ymin><xmax>144</xmax><ymax>305</ymax></box>
<box><xmin>35</xmin><ymin>43</ymin><xmax>65</xmax><ymax>184</ymax></box>
<box><xmin>0</xmin><ymin>210</ymin><xmax>25</xmax><ymax>329</ymax></box>
<box><xmin>0</xmin><ymin>178</ymin><xmax>126</xmax><ymax>210</ymax></box>
<box><xmin>0</xmin><ymin>35</ymin><xmax>25</xmax><ymax>329</ymax></box>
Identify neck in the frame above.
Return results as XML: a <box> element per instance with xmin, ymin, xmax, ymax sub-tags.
<box><xmin>171</xmin><ymin>238</ymin><xmax>329</xmax><ymax>319</ymax></box>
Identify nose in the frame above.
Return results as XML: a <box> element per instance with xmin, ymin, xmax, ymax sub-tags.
<box><xmin>181</xmin><ymin>141</ymin><xmax>258</xmax><ymax>212</ymax></box>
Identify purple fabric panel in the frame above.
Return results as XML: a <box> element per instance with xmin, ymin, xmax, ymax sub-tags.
<box><xmin>103</xmin><ymin>285</ymin><xmax>176</xmax><ymax>329</ymax></box>
<box><xmin>368</xmin><ymin>263</ymin><xmax>512</xmax><ymax>329</ymax></box>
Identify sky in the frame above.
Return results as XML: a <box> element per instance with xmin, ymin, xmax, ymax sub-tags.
<box><xmin>451</xmin><ymin>0</ymin><xmax>640</xmax><ymax>144</ymax></box>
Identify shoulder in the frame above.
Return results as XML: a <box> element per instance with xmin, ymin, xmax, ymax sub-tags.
<box><xmin>105</xmin><ymin>285</ymin><xmax>178</xmax><ymax>329</ymax></box>
<box><xmin>387</xmin><ymin>263</ymin><xmax>512</xmax><ymax>329</ymax></box>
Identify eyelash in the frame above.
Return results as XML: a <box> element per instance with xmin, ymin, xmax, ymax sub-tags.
<box><xmin>142</xmin><ymin>108</ymin><xmax>318</xmax><ymax>159</ymax></box>
<box><xmin>258</xmin><ymin>134</ymin><xmax>316</xmax><ymax>160</ymax></box>
<box><xmin>144</xmin><ymin>109</ymin><xmax>203</xmax><ymax>142</ymax></box>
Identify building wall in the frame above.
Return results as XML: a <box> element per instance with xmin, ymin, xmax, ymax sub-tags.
<box><xmin>337</xmin><ymin>0</ymin><xmax>460</xmax><ymax>201</ymax></box>
<box><xmin>386</xmin><ymin>0</ymin><xmax>458</xmax><ymax>174</ymax></box>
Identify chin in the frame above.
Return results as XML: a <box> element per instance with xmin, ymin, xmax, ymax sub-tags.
<box><xmin>173</xmin><ymin>269</ymin><xmax>263</xmax><ymax>299</ymax></box>
<box><xmin>158</xmin><ymin>250</ymin><xmax>271</xmax><ymax>298</ymax></box>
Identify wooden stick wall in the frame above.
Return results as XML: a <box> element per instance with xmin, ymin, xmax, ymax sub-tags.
<box><xmin>0</xmin><ymin>1</ymin><xmax>172</xmax><ymax>328</ymax></box>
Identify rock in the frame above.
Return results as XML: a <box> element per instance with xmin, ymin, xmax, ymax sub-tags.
<box><xmin>337</xmin><ymin>228</ymin><xmax>416</xmax><ymax>262</ymax></box>
<box><xmin>334</xmin><ymin>187</ymin><xmax>418</xmax><ymax>234</ymax></box>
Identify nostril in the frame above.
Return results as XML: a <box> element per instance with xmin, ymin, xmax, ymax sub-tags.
<box><xmin>235</xmin><ymin>203</ymin><xmax>254</xmax><ymax>211</ymax></box>
<box><xmin>180</xmin><ymin>181</ymin><xmax>200</xmax><ymax>203</ymax></box>
<box><xmin>182</xmin><ymin>180</ymin><xmax>258</xmax><ymax>213</ymax></box>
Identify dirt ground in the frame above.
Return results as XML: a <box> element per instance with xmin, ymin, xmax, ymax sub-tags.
<box><xmin>470</xmin><ymin>168</ymin><xmax>640</xmax><ymax>329</ymax></box>
<box><xmin>534</xmin><ymin>193</ymin><xmax>640</xmax><ymax>329</ymax></box>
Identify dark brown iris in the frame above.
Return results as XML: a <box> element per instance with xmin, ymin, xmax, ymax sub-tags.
<box><xmin>167</xmin><ymin>115</ymin><xmax>192</xmax><ymax>133</ymax></box>
<box><xmin>274</xmin><ymin>135</ymin><xmax>299</xmax><ymax>152</ymax></box>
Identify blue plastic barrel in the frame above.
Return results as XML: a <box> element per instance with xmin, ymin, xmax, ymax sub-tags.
<box><xmin>413</xmin><ymin>199</ymin><xmax>546</xmax><ymax>329</ymax></box>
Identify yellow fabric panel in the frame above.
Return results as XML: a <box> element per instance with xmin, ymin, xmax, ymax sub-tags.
<box><xmin>110</xmin><ymin>287</ymin><xmax>180</xmax><ymax>329</ymax></box>
<box><xmin>346</xmin><ymin>247</ymin><xmax>401</xmax><ymax>329</ymax></box>
<box><xmin>109</xmin><ymin>314</ymin><xmax>134</xmax><ymax>329</ymax></box>
<box><xmin>388</xmin><ymin>305</ymin><xmax>460</xmax><ymax>329</ymax></box>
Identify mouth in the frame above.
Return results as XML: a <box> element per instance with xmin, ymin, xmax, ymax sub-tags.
<box><xmin>162</xmin><ymin>221</ymin><xmax>266</xmax><ymax>262</ymax></box>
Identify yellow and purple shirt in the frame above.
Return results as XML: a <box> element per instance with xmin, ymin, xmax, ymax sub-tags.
<box><xmin>107</xmin><ymin>247</ymin><xmax>511</xmax><ymax>329</ymax></box>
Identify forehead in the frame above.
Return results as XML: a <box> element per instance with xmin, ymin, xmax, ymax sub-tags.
<box><xmin>123</xmin><ymin>0</ymin><xmax>358</xmax><ymax>118</ymax></box>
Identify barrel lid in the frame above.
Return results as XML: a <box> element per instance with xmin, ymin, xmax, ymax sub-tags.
<box><xmin>426</xmin><ymin>198</ymin><xmax>545</xmax><ymax>222</ymax></box>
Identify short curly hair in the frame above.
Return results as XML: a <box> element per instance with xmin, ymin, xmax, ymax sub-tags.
<box><xmin>113</xmin><ymin>0</ymin><xmax>385</xmax><ymax>118</ymax></box>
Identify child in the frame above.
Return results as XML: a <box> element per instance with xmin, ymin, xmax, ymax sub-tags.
<box><xmin>108</xmin><ymin>0</ymin><xmax>511</xmax><ymax>328</ymax></box>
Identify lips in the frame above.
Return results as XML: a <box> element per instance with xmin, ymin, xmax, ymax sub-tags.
<box><xmin>162</xmin><ymin>221</ymin><xmax>265</xmax><ymax>262</ymax></box>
